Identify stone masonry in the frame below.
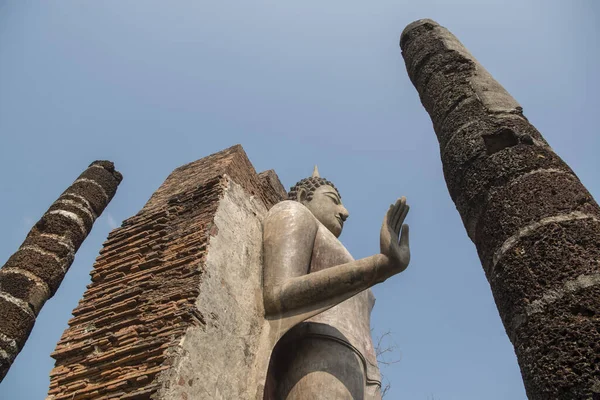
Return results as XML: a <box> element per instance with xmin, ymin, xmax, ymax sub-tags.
<box><xmin>401</xmin><ymin>19</ymin><xmax>600</xmax><ymax>399</ymax></box>
<box><xmin>47</xmin><ymin>145</ymin><xmax>286</xmax><ymax>400</ymax></box>
<box><xmin>0</xmin><ymin>161</ymin><xmax>122</xmax><ymax>382</ymax></box>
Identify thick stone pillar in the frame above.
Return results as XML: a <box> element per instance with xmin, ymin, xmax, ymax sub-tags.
<box><xmin>47</xmin><ymin>146</ymin><xmax>286</xmax><ymax>400</ymax></box>
<box><xmin>0</xmin><ymin>161</ymin><xmax>122</xmax><ymax>382</ymax></box>
<box><xmin>401</xmin><ymin>19</ymin><xmax>600</xmax><ymax>399</ymax></box>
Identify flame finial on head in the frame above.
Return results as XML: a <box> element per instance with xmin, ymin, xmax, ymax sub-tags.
<box><xmin>312</xmin><ymin>165</ymin><xmax>320</xmax><ymax>178</ymax></box>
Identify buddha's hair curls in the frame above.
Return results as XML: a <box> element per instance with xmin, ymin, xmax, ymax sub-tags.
<box><xmin>288</xmin><ymin>177</ymin><xmax>341</xmax><ymax>202</ymax></box>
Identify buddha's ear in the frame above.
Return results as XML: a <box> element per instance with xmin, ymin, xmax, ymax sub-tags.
<box><xmin>297</xmin><ymin>187</ymin><xmax>309</xmax><ymax>204</ymax></box>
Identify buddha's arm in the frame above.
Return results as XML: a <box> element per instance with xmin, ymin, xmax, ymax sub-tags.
<box><xmin>263</xmin><ymin>202</ymin><xmax>396</xmax><ymax>317</ymax></box>
<box><xmin>265</xmin><ymin>253</ymin><xmax>393</xmax><ymax>316</ymax></box>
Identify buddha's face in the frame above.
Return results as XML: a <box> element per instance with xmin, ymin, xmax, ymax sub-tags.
<box><xmin>300</xmin><ymin>185</ymin><xmax>349</xmax><ymax>238</ymax></box>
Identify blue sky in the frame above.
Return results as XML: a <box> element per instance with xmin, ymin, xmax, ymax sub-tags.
<box><xmin>0</xmin><ymin>1</ymin><xmax>598</xmax><ymax>399</ymax></box>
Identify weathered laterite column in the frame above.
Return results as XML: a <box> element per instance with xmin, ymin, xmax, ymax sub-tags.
<box><xmin>0</xmin><ymin>161</ymin><xmax>122</xmax><ymax>381</ymax></box>
<box><xmin>401</xmin><ymin>19</ymin><xmax>600</xmax><ymax>399</ymax></box>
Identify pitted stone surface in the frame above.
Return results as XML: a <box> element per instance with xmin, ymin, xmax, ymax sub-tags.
<box><xmin>476</xmin><ymin>172</ymin><xmax>600</xmax><ymax>269</ymax></box>
<box><xmin>0</xmin><ymin>161</ymin><xmax>121</xmax><ymax>382</ymax></box>
<box><xmin>450</xmin><ymin>145</ymin><xmax>570</xmax><ymax>239</ymax></box>
<box><xmin>511</xmin><ymin>284</ymin><xmax>600</xmax><ymax>400</ymax></box>
<box><xmin>402</xmin><ymin>19</ymin><xmax>600</xmax><ymax>399</ymax></box>
<box><xmin>490</xmin><ymin>218</ymin><xmax>600</xmax><ymax>332</ymax></box>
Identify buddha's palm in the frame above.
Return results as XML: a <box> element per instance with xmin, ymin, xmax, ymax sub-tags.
<box><xmin>380</xmin><ymin>197</ymin><xmax>410</xmax><ymax>272</ymax></box>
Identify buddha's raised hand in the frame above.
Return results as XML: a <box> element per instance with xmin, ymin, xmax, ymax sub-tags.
<box><xmin>380</xmin><ymin>197</ymin><xmax>410</xmax><ymax>273</ymax></box>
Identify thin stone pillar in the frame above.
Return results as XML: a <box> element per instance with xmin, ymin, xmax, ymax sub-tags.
<box><xmin>401</xmin><ymin>19</ymin><xmax>600</xmax><ymax>399</ymax></box>
<box><xmin>0</xmin><ymin>161</ymin><xmax>122</xmax><ymax>381</ymax></box>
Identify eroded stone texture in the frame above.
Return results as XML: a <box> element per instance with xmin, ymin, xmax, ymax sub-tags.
<box><xmin>0</xmin><ymin>161</ymin><xmax>122</xmax><ymax>383</ymax></box>
<box><xmin>47</xmin><ymin>145</ymin><xmax>286</xmax><ymax>400</ymax></box>
<box><xmin>401</xmin><ymin>19</ymin><xmax>600</xmax><ymax>399</ymax></box>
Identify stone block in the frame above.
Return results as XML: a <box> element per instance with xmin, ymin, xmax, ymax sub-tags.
<box><xmin>436</xmin><ymin>96</ymin><xmax>488</xmax><ymax>148</ymax></box>
<box><xmin>78</xmin><ymin>162</ymin><xmax>122</xmax><ymax>194</ymax></box>
<box><xmin>423</xmin><ymin>67</ymin><xmax>475</xmax><ymax>140</ymax></box>
<box><xmin>3</xmin><ymin>248</ymin><xmax>67</xmax><ymax>295</ymax></box>
<box><xmin>441</xmin><ymin>119</ymin><xmax>489</xmax><ymax>201</ymax></box>
<box><xmin>22</xmin><ymin>234</ymin><xmax>73</xmax><ymax>259</ymax></box>
<box><xmin>47</xmin><ymin>202</ymin><xmax>95</xmax><ymax>233</ymax></box>
<box><xmin>403</xmin><ymin>30</ymin><xmax>457</xmax><ymax>85</ymax></box>
<box><xmin>449</xmin><ymin>145</ymin><xmax>572</xmax><ymax>238</ymax></box>
<box><xmin>33</xmin><ymin>212</ymin><xmax>86</xmax><ymax>249</ymax></box>
<box><xmin>0</xmin><ymin>271</ymin><xmax>48</xmax><ymax>315</ymax></box>
<box><xmin>489</xmin><ymin>218</ymin><xmax>600</xmax><ymax>333</ymax></box>
<box><xmin>512</xmin><ymin>284</ymin><xmax>600</xmax><ymax>399</ymax></box>
<box><xmin>476</xmin><ymin>172</ymin><xmax>600</xmax><ymax>268</ymax></box>
<box><xmin>66</xmin><ymin>180</ymin><xmax>112</xmax><ymax>217</ymax></box>
<box><xmin>0</xmin><ymin>296</ymin><xmax>35</xmax><ymax>349</ymax></box>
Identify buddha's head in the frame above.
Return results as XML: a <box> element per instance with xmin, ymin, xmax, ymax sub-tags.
<box><xmin>288</xmin><ymin>166</ymin><xmax>349</xmax><ymax>238</ymax></box>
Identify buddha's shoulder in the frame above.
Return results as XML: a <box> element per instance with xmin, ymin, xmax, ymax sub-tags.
<box><xmin>264</xmin><ymin>200</ymin><xmax>317</xmax><ymax>224</ymax></box>
<box><xmin>267</xmin><ymin>200</ymin><xmax>311</xmax><ymax>216</ymax></box>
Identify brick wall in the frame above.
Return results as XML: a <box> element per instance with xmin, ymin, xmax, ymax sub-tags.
<box><xmin>47</xmin><ymin>145</ymin><xmax>286</xmax><ymax>400</ymax></box>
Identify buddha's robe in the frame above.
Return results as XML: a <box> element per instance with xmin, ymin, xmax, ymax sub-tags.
<box><xmin>265</xmin><ymin>201</ymin><xmax>382</xmax><ymax>400</ymax></box>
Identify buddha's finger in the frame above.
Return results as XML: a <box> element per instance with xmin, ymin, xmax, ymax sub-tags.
<box><xmin>393</xmin><ymin>200</ymin><xmax>407</xmax><ymax>231</ymax></box>
<box><xmin>392</xmin><ymin>197</ymin><xmax>405</xmax><ymax>228</ymax></box>
<box><xmin>400</xmin><ymin>224</ymin><xmax>409</xmax><ymax>249</ymax></box>
<box><xmin>387</xmin><ymin>203</ymin><xmax>396</xmax><ymax>226</ymax></box>
<box><xmin>395</xmin><ymin>204</ymin><xmax>409</xmax><ymax>233</ymax></box>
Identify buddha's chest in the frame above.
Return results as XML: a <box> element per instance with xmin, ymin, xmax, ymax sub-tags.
<box><xmin>309</xmin><ymin>226</ymin><xmax>354</xmax><ymax>273</ymax></box>
<box><xmin>305</xmin><ymin>225</ymin><xmax>379</xmax><ymax>377</ymax></box>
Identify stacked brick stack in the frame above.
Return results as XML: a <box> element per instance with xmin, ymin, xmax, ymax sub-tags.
<box><xmin>401</xmin><ymin>19</ymin><xmax>600</xmax><ymax>399</ymax></box>
<box><xmin>0</xmin><ymin>161</ymin><xmax>122</xmax><ymax>382</ymax></box>
<box><xmin>47</xmin><ymin>145</ymin><xmax>286</xmax><ymax>400</ymax></box>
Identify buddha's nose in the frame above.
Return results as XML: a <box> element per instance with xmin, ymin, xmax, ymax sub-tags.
<box><xmin>339</xmin><ymin>208</ymin><xmax>349</xmax><ymax>222</ymax></box>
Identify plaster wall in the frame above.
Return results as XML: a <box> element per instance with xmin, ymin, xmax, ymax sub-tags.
<box><xmin>155</xmin><ymin>178</ymin><xmax>269</xmax><ymax>400</ymax></box>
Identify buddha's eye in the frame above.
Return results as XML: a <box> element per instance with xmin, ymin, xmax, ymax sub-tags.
<box><xmin>326</xmin><ymin>194</ymin><xmax>340</xmax><ymax>205</ymax></box>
